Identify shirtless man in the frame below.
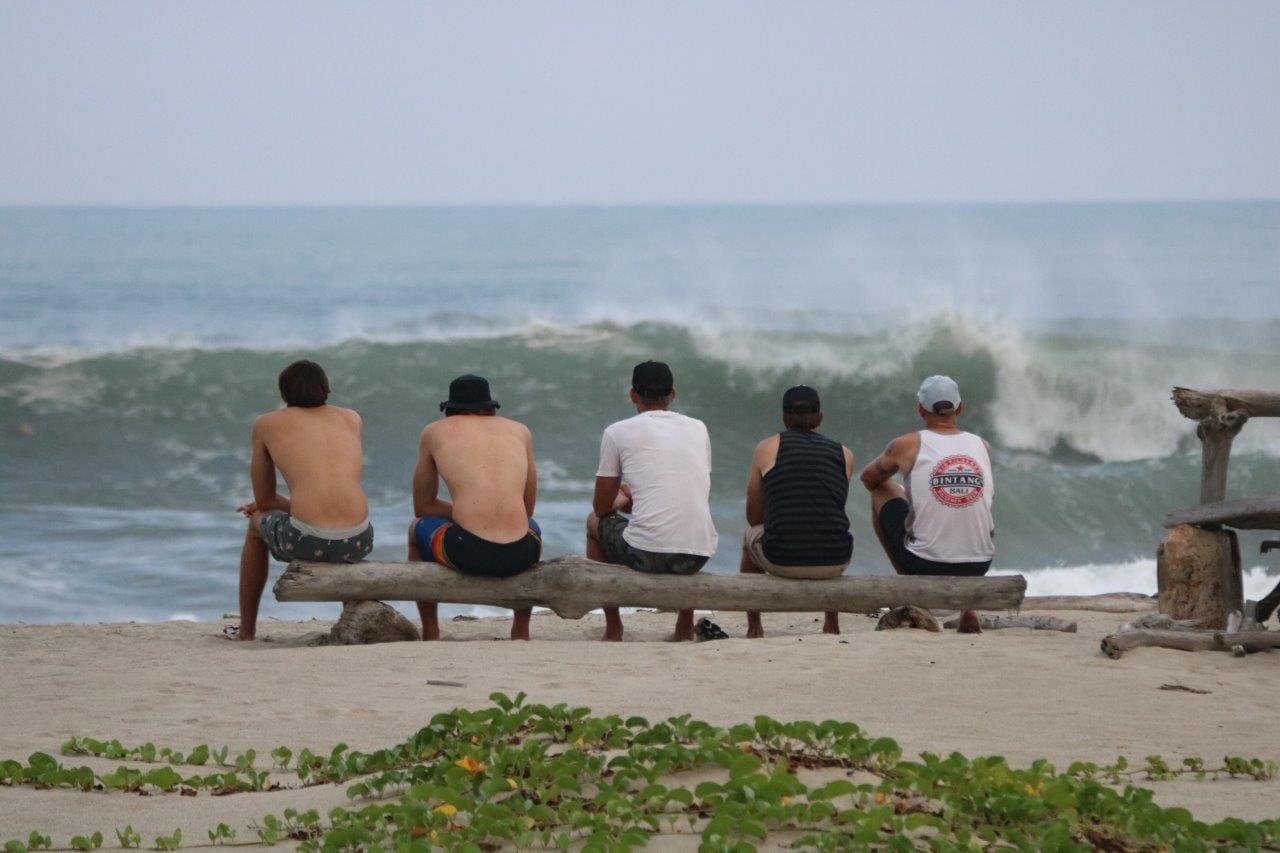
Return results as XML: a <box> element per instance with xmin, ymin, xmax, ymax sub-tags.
<box><xmin>741</xmin><ymin>386</ymin><xmax>854</xmax><ymax>638</ymax></box>
<box><xmin>860</xmin><ymin>375</ymin><xmax>994</xmax><ymax>633</ymax></box>
<box><xmin>407</xmin><ymin>375</ymin><xmax>540</xmax><ymax>641</ymax></box>
<box><xmin>235</xmin><ymin>360</ymin><xmax>372</xmax><ymax>641</ymax></box>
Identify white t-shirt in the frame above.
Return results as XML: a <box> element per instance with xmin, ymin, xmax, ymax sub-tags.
<box><xmin>595</xmin><ymin>410</ymin><xmax>718</xmax><ymax>557</ymax></box>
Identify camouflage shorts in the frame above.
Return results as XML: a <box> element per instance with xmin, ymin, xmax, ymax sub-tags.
<box><xmin>258</xmin><ymin>511</ymin><xmax>374</xmax><ymax>563</ymax></box>
<box><xmin>596</xmin><ymin>514</ymin><xmax>708</xmax><ymax>576</ymax></box>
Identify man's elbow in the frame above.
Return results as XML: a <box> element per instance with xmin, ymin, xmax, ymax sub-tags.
<box><xmin>858</xmin><ymin>470</ymin><xmax>879</xmax><ymax>491</ymax></box>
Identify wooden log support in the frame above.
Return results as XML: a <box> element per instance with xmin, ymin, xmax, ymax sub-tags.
<box><xmin>1170</xmin><ymin>387</ymin><xmax>1280</xmax><ymax>504</ymax></box>
<box><xmin>273</xmin><ymin>555</ymin><xmax>1027</xmax><ymax>619</ymax></box>
<box><xmin>942</xmin><ymin>614</ymin><xmax>1077</xmax><ymax>632</ymax></box>
<box><xmin>1165</xmin><ymin>496</ymin><xmax>1280</xmax><ymax>530</ymax></box>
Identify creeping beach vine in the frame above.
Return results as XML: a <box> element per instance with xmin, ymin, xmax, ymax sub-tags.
<box><xmin>3</xmin><ymin>693</ymin><xmax>1278</xmax><ymax>851</ymax></box>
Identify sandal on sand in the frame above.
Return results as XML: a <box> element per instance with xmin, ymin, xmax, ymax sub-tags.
<box><xmin>695</xmin><ymin>617</ymin><xmax>729</xmax><ymax>641</ymax></box>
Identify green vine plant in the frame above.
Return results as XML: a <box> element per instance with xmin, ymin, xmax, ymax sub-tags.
<box><xmin>2</xmin><ymin>693</ymin><xmax>1278</xmax><ymax>851</ymax></box>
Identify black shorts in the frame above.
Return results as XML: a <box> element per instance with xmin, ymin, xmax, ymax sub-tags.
<box><xmin>414</xmin><ymin>517</ymin><xmax>542</xmax><ymax>579</ymax></box>
<box><xmin>878</xmin><ymin>498</ymin><xmax>990</xmax><ymax>577</ymax></box>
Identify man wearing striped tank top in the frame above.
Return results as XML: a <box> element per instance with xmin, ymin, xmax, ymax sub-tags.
<box><xmin>741</xmin><ymin>386</ymin><xmax>855</xmax><ymax>638</ymax></box>
<box><xmin>860</xmin><ymin>375</ymin><xmax>994</xmax><ymax>633</ymax></box>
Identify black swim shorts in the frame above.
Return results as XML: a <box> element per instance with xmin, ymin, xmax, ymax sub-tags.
<box><xmin>414</xmin><ymin>516</ymin><xmax>542</xmax><ymax>579</ymax></box>
<box><xmin>258</xmin><ymin>512</ymin><xmax>374</xmax><ymax>564</ymax></box>
<box><xmin>877</xmin><ymin>498</ymin><xmax>990</xmax><ymax>577</ymax></box>
<box><xmin>596</xmin><ymin>514</ymin><xmax>708</xmax><ymax>576</ymax></box>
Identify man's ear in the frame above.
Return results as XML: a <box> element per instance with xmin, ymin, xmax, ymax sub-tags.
<box><xmin>917</xmin><ymin>403</ymin><xmax>929</xmax><ymax>419</ymax></box>
<box><xmin>629</xmin><ymin>388</ymin><xmax>641</xmax><ymax>406</ymax></box>
<box><xmin>815</xmin><ymin>411</ymin><xmax>824</xmax><ymax>428</ymax></box>
<box><xmin>668</xmin><ymin>388</ymin><xmax>677</xmax><ymax>405</ymax></box>
<box><xmin>956</xmin><ymin>401</ymin><xmax>965</xmax><ymax>416</ymax></box>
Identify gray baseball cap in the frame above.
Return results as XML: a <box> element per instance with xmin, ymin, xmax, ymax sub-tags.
<box><xmin>917</xmin><ymin>375</ymin><xmax>961</xmax><ymax>414</ymax></box>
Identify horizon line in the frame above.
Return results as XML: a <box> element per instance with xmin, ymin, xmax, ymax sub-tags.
<box><xmin>3</xmin><ymin>196</ymin><xmax>1279</xmax><ymax>211</ymax></box>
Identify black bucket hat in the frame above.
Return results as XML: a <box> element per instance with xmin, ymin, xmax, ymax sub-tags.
<box><xmin>440</xmin><ymin>374</ymin><xmax>500</xmax><ymax>412</ymax></box>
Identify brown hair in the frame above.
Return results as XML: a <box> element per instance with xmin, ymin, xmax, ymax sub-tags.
<box><xmin>783</xmin><ymin>411</ymin><xmax>822</xmax><ymax>431</ymax></box>
<box><xmin>278</xmin><ymin>360</ymin><xmax>330</xmax><ymax>408</ymax></box>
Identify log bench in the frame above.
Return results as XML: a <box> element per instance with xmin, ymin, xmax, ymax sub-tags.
<box><xmin>274</xmin><ymin>555</ymin><xmax>1027</xmax><ymax>619</ymax></box>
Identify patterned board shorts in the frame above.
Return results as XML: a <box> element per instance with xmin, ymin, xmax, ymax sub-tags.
<box><xmin>258</xmin><ymin>511</ymin><xmax>374</xmax><ymax>563</ymax></box>
<box><xmin>596</xmin><ymin>514</ymin><xmax>708</xmax><ymax>576</ymax></box>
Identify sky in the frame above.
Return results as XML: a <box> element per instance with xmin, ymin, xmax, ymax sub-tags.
<box><xmin>1</xmin><ymin>1</ymin><xmax>1277</xmax><ymax>206</ymax></box>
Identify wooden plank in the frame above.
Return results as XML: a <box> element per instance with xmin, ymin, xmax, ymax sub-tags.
<box><xmin>273</xmin><ymin>555</ymin><xmax>1026</xmax><ymax>619</ymax></box>
<box><xmin>1164</xmin><ymin>496</ymin><xmax>1280</xmax><ymax>530</ymax></box>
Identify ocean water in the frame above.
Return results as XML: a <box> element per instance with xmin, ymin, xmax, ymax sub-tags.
<box><xmin>2</xmin><ymin>204</ymin><xmax>1279</xmax><ymax>624</ymax></box>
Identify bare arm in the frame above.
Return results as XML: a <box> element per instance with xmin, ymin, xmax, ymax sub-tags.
<box><xmin>592</xmin><ymin>476</ymin><xmax>622</xmax><ymax>519</ymax></box>
<box><xmin>859</xmin><ymin>435</ymin><xmax>912</xmax><ymax>491</ymax></box>
<box><xmin>745</xmin><ymin>441</ymin><xmax>766</xmax><ymax>526</ymax></box>
<box><xmin>237</xmin><ymin>416</ymin><xmax>290</xmax><ymax>516</ymax></box>
<box><xmin>522</xmin><ymin>427</ymin><xmax>537</xmax><ymax>518</ymax></box>
<box><xmin>411</xmin><ymin>427</ymin><xmax>453</xmax><ymax>519</ymax></box>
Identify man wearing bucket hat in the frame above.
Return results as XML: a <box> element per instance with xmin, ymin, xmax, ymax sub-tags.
<box><xmin>741</xmin><ymin>385</ymin><xmax>855</xmax><ymax>638</ymax></box>
<box><xmin>407</xmin><ymin>374</ymin><xmax>541</xmax><ymax>640</ymax></box>
<box><xmin>860</xmin><ymin>375</ymin><xmax>995</xmax><ymax>633</ymax></box>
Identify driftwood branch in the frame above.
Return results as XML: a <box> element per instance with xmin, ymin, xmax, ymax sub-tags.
<box><xmin>274</xmin><ymin>555</ymin><xmax>1027</xmax><ymax>619</ymax></box>
<box><xmin>1170</xmin><ymin>387</ymin><xmax>1277</xmax><ymax>504</ymax></box>
<box><xmin>1019</xmin><ymin>593</ymin><xmax>1155</xmax><ymax>613</ymax></box>
<box><xmin>942</xmin><ymin>614</ymin><xmax>1076</xmax><ymax>632</ymax></box>
<box><xmin>1171</xmin><ymin>387</ymin><xmax>1280</xmax><ymax>420</ymax></box>
<box><xmin>1101</xmin><ymin>628</ymin><xmax>1280</xmax><ymax>659</ymax></box>
<box><xmin>1165</xmin><ymin>496</ymin><xmax>1280</xmax><ymax>530</ymax></box>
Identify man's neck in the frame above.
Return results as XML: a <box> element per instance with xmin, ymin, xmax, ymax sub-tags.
<box><xmin>635</xmin><ymin>403</ymin><xmax>670</xmax><ymax>414</ymax></box>
<box><xmin>922</xmin><ymin>416</ymin><xmax>960</xmax><ymax>433</ymax></box>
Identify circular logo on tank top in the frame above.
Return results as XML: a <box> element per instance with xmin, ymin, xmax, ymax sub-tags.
<box><xmin>928</xmin><ymin>455</ymin><xmax>985</xmax><ymax>508</ymax></box>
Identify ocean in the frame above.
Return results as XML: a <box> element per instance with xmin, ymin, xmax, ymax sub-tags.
<box><xmin>2</xmin><ymin>203</ymin><xmax>1279</xmax><ymax>625</ymax></box>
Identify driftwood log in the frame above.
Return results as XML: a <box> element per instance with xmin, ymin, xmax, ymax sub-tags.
<box><xmin>1100</xmin><ymin>628</ymin><xmax>1280</xmax><ymax>659</ymax></box>
<box><xmin>941</xmin><ymin>614</ymin><xmax>1077</xmax><ymax>632</ymax></box>
<box><xmin>274</xmin><ymin>556</ymin><xmax>1027</xmax><ymax>619</ymax></box>
<box><xmin>1165</xmin><ymin>496</ymin><xmax>1280</xmax><ymax>530</ymax></box>
<box><xmin>1018</xmin><ymin>593</ymin><xmax>1155</xmax><ymax>613</ymax></box>
<box><xmin>1171</xmin><ymin>387</ymin><xmax>1280</xmax><ymax>504</ymax></box>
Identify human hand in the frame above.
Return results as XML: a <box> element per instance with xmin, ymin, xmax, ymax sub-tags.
<box><xmin>235</xmin><ymin>501</ymin><xmax>257</xmax><ymax>517</ymax></box>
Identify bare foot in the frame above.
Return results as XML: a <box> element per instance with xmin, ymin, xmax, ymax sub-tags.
<box><xmin>746</xmin><ymin>613</ymin><xmax>763</xmax><ymax>639</ymax></box>
<box><xmin>602</xmin><ymin>627</ymin><xmax>623</xmax><ymax>642</ymax></box>
<box><xmin>957</xmin><ymin>609</ymin><xmax>983</xmax><ymax>634</ymax></box>
<box><xmin>822</xmin><ymin>612</ymin><xmax>841</xmax><ymax>635</ymax></box>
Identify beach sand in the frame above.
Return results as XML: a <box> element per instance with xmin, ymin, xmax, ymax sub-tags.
<box><xmin>2</xmin><ymin>606</ymin><xmax>1278</xmax><ymax>844</ymax></box>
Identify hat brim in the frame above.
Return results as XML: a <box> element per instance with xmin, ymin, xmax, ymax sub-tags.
<box><xmin>439</xmin><ymin>400</ymin><xmax>500</xmax><ymax>412</ymax></box>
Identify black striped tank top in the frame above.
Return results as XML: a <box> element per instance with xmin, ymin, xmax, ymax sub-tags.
<box><xmin>761</xmin><ymin>429</ymin><xmax>853</xmax><ymax>566</ymax></box>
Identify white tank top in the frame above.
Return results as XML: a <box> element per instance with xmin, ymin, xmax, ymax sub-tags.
<box><xmin>905</xmin><ymin>430</ymin><xmax>995</xmax><ymax>563</ymax></box>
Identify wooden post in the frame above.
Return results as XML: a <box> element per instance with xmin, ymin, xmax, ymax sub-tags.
<box><xmin>1171</xmin><ymin>387</ymin><xmax>1279</xmax><ymax>504</ymax></box>
<box><xmin>273</xmin><ymin>555</ymin><xmax>1027</xmax><ymax>618</ymax></box>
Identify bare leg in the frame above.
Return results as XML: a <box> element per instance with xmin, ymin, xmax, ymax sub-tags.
<box><xmin>666</xmin><ymin>609</ymin><xmax>694</xmax><ymax>642</ymax></box>
<box><xmin>869</xmin><ymin>480</ymin><xmax>909</xmax><ymax>573</ymax></box>
<box><xmin>823</xmin><ymin>612</ymin><xmax>840</xmax><ymax>634</ymax></box>
<box><xmin>511</xmin><ymin>608</ymin><xmax>532</xmax><ymax>640</ymax></box>
<box><xmin>587</xmin><ymin>513</ymin><xmax>624</xmax><ymax>641</ymax></box>
<box><xmin>237</xmin><ymin>514</ymin><xmax>269</xmax><ymax>641</ymax></box>
<box><xmin>741</xmin><ymin>547</ymin><xmax>765</xmax><ymax>638</ymax></box>
<box><xmin>408</xmin><ymin>519</ymin><xmax>440</xmax><ymax>641</ymax></box>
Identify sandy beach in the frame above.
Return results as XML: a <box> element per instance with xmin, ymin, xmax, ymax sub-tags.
<box><xmin>2</xmin><ymin>605</ymin><xmax>1278</xmax><ymax>845</ymax></box>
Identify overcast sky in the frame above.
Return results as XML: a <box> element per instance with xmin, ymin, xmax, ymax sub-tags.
<box><xmin>2</xmin><ymin>1</ymin><xmax>1277</xmax><ymax>205</ymax></box>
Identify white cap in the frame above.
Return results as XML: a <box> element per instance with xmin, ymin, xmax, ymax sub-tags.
<box><xmin>917</xmin><ymin>375</ymin><xmax>961</xmax><ymax>414</ymax></box>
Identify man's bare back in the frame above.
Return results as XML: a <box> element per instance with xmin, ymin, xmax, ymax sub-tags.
<box><xmin>415</xmin><ymin>414</ymin><xmax>535</xmax><ymax>542</ymax></box>
<box><xmin>252</xmin><ymin>405</ymin><xmax>368</xmax><ymax>527</ymax></box>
